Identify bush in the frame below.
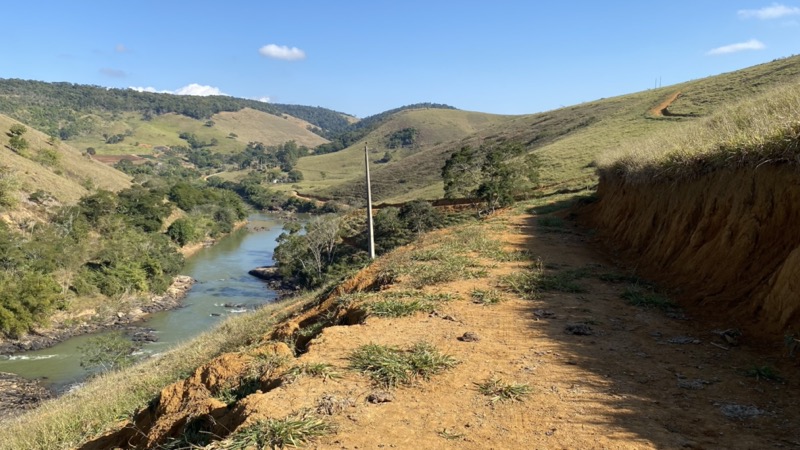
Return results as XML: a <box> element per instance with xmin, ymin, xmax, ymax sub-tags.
<box><xmin>0</xmin><ymin>271</ymin><xmax>61</xmax><ymax>337</ymax></box>
<box><xmin>167</xmin><ymin>217</ymin><xmax>199</xmax><ymax>246</ymax></box>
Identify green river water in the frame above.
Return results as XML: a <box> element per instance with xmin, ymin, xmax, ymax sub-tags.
<box><xmin>0</xmin><ymin>214</ymin><xmax>286</xmax><ymax>392</ymax></box>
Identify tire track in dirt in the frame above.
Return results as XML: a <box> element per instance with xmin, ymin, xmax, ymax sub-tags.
<box><xmin>649</xmin><ymin>91</ymin><xmax>682</xmax><ymax>117</ymax></box>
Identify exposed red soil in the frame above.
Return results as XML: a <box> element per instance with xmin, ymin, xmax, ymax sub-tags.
<box><xmin>650</xmin><ymin>91</ymin><xmax>682</xmax><ymax>117</ymax></box>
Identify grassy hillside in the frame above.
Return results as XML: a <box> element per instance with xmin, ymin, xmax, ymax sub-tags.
<box><xmin>0</xmin><ymin>114</ymin><xmax>131</xmax><ymax>213</ymax></box>
<box><xmin>290</xmin><ymin>55</ymin><xmax>800</xmax><ymax>203</ymax></box>
<box><xmin>66</xmin><ymin>109</ymin><xmax>328</xmax><ymax>156</ymax></box>
<box><xmin>283</xmin><ymin>109</ymin><xmax>511</xmax><ymax>202</ymax></box>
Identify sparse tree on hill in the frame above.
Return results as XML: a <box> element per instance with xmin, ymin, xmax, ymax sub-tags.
<box><xmin>7</xmin><ymin>125</ymin><xmax>29</xmax><ymax>152</ymax></box>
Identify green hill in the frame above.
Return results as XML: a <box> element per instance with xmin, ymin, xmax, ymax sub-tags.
<box><xmin>287</xmin><ymin>55</ymin><xmax>800</xmax><ymax>203</ymax></box>
<box><xmin>0</xmin><ymin>79</ymin><xmax>350</xmax><ymax>156</ymax></box>
<box><xmin>0</xmin><ymin>114</ymin><xmax>131</xmax><ymax>218</ymax></box>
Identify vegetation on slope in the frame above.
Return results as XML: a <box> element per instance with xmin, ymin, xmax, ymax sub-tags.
<box><xmin>288</xmin><ymin>55</ymin><xmax>800</xmax><ymax>204</ymax></box>
<box><xmin>596</xmin><ymin>81</ymin><xmax>800</xmax><ymax>183</ymax></box>
<box><xmin>0</xmin><ymin>79</ymin><xmax>351</xmax><ymax>139</ymax></box>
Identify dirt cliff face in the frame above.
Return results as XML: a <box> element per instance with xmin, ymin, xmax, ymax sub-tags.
<box><xmin>585</xmin><ymin>164</ymin><xmax>800</xmax><ymax>340</ymax></box>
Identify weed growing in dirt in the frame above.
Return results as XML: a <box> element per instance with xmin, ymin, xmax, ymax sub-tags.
<box><xmin>471</xmin><ymin>289</ymin><xmax>504</xmax><ymax>305</ymax></box>
<box><xmin>286</xmin><ymin>362</ymin><xmax>340</xmax><ymax>382</ymax></box>
<box><xmin>621</xmin><ymin>285</ymin><xmax>674</xmax><ymax>309</ymax></box>
<box><xmin>221</xmin><ymin>412</ymin><xmax>332</xmax><ymax>449</ymax></box>
<box><xmin>401</xmin><ymin>251</ymin><xmax>487</xmax><ymax>288</ymax></box>
<box><xmin>744</xmin><ymin>365</ymin><xmax>782</xmax><ymax>382</ymax></box>
<box><xmin>349</xmin><ymin>342</ymin><xmax>458</xmax><ymax>387</ymax></box>
<box><xmin>437</xmin><ymin>429</ymin><xmax>465</xmax><ymax>440</ymax></box>
<box><xmin>476</xmin><ymin>377</ymin><xmax>532</xmax><ymax>403</ymax></box>
<box><xmin>500</xmin><ymin>260</ymin><xmax>590</xmax><ymax>298</ymax></box>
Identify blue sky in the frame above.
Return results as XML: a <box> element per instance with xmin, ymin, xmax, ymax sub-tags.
<box><xmin>0</xmin><ymin>1</ymin><xmax>798</xmax><ymax>117</ymax></box>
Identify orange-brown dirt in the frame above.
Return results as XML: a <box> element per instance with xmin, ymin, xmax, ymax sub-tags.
<box><xmin>649</xmin><ymin>91</ymin><xmax>682</xmax><ymax>117</ymax></box>
<box><xmin>78</xmin><ymin>205</ymin><xmax>800</xmax><ymax>449</ymax></box>
<box><xmin>585</xmin><ymin>165</ymin><xmax>800</xmax><ymax>341</ymax></box>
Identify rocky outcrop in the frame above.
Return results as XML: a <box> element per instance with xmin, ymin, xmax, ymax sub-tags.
<box><xmin>584</xmin><ymin>165</ymin><xmax>800</xmax><ymax>340</ymax></box>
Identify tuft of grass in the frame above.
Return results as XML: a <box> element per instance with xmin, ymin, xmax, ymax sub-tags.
<box><xmin>500</xmin><ymin>260</ymin><xmax>590</xmax><ymax>298</ymax></box>
<box><xmin>475</xmin><ymin>377</ymin><xmax>532</xmax><ymax>403</ymax></box>
<box><xmin>220</xmin><ymin>412</ymin><xmax>333</xmax><ymax>450</ymax></box>
<box><xmin>621</xmin><ymin>285</ymin><xmax>674</xmax><ymax>309</ymax></box>
<box><xmin>401</xmin><ymin>252</ymin><xmax>487</xmax><ymax>288</ymax></box>
<box><xmin>743</xmin><ymin>365</ymin><xmax>782</xmax><ymax>382</ymax></box>
<box><xmin>286</xmin><ymin>362</ymin><xmax>340</xmax><ymax>382</ymax></box>
<box><xmin>471</xmin><ymin>289</ymin><xmax>503</xmax><ymax>305</ymax></box>
<box><xmin>437</xmin><ymin>429</ymin><xmax>465</xmax><ymax>440</ymax></box>
<box><xmin>349</xmin><ymin>342</ymin><xmax>458</xmax><ymax>387</ymax></box>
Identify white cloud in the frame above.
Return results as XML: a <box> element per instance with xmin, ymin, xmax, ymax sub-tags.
<box><xmin>706</xmin><ymin>39</ymin><xmax>766</xmax><ymax>55</ymax></box>
<box><xmin>115</xmin><ymin>44</ymin><xmax>129</xmax><ymax>53</ymax></box>
<box><xmin>128</xmin><ymin>84</ymin><xmax>227</xmax><ymax>96</ymax></box>
<box><xmin>255</xmin><ymin>96</ymin><xmax>271</xmax><ymax>103</ymax></box>
<box><xmin>258</xmin><ymin>44</ymin><xmax>306</xmax><ymax>61</ymax></box>
<box><xmin>738</xmin><ymin>3</ymin><xmax>800</xmax><ymax>19</ymax></box>
<box><xmin>128</xmin><ymin>86</ymin><xmax>172</xmax><ymax>94</ymax></box>
<box><xmin>174</xmin><ymin>83</ymin><xmax>227</xmax><ymax>96</ymax></box>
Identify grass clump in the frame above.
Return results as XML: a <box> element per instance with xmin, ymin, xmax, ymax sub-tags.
<box><xmin>401</xmin><ymin>251</ymin><xmax>487</xmax><ymax>288</ymax></box>
<box><xmin>349</xmin><ymin>342</ymin><xmax>458</xmax><ymax>387</ymax></box>
<box><xmin>475</xmin><ymin>377</ymin><xmax>532</xmax><ymax>403</ymax></box>
<box><xmin>286</xmin><ymin>362</ymin><xmax>340</xmax><ymax>382</ymax></box>
<box><xmin>220</xmin><ymin>412</ymin><xmax>332</xmax><ymax>449</ymax></box>
<box><xmin>621</xmin><ymin>285</ymin><xmax>674</xmax><ymax>309</ymax></box>
<box><xmin>500</xmin><ymin>260</ymin><xmax>590</xmax><ymax>298</ymax></box>
<box><xmin>743</xmin><ymin>365</ymin><xmax>782</xmax><ymax>382</ymax></box>
<box><xmin>471</xmin><ymin>289</ymin><xmax>503</xmax><ymax>305</ymax></box>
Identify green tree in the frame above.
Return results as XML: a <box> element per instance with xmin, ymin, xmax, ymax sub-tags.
<box><xmin>7</xmin><ymin>124</ymin><xmax>29</xmax><ymax>152</ymax></box>
<box><xmin>167</xmin><ymin>217</ymin><xmax>199</xmax><ymax>246</ymax></box>
<box><xmin>442</xmin><ymin>142</ymin><xmax>541</xmax><ymax>211</ymax></box>
<box><xmin>475</xmin><ymin>145</ymin><xmax>541</xmax><ymax>211</ymax></box>
<box><xmin>441</xmin><ymin>146</ymin><xmax>479</xmax><ymax>199</ymax></box>
<box><xmin>78</xmin><ymin>331</ymin><xmax>140</xmax><ymax>373</ymax></box>
<box><xmin>399</xmin><ymin>200</ymin><xmax>443</xmax><ymax>235</ymax></box>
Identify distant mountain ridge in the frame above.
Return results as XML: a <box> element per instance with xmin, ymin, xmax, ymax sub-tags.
<box><xmin>0</xmin><ymin>78</ymin><xmax>354</xmax><ymax>139</ymax></box>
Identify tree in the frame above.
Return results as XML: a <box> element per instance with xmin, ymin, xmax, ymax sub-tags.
<box><xmin>7</xmin><ymin>125</ymin><xmax>29</xmax><ymax>152</ymax></box>
<box><xmin>475</xmin><ymin>144</ymin><xmax>541</xmax><ymax>211</ymax></box>
<box><xmin>442</xmin><ymin>142</ymin><xmax>541</xmax><ymax>211</ymax></box>
<box><xmin>167</xmin><ymin>217</ymin><xmax>199</xmax><ymax>246</ymax></box>
<box><xmin>399</xmin><ymin>200</ymin><xmax>443</xmax><ymax>235</ymax></box>
<box><xmin>441</xmin><ymin>146</ymin><xmax>479</xmax><ymax>199</ymax></box>
<box><xmin>78</xmin><ymin>331</ymin><xmax>139</xmax><ymax>373</ymax></box>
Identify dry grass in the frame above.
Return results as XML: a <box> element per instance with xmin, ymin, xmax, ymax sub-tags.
<box><xmin>0</xmin><ymin>295</ymin><xmax>311</xmax><ymax>450</ymax></box>
<box><xmin>597</xmin><ymin>81</ymin><xmax>800</xmax><ymax>183</ymax></box>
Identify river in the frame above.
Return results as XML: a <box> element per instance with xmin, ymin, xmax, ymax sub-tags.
<box><xmin>0</xmin><ymin>214</ymin><xmax>286</xmax><ymax>393</ymax></box>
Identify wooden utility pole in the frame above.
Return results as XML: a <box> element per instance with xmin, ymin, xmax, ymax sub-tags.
<box><xmin>365</xmin><ymin>142</ymin><xmax>376</xmax><ymax>259</ymax></box>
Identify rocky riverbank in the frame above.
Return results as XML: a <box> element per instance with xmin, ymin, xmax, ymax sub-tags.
<box><xmin>248</xmin><ymin>266</ymin><xmax>298</xmax><ymax>298</ymax></box>
<box><xmin>0</xmin><ymin>275</ymin><xmax>195</xmax><ymax>355</ymax></box>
